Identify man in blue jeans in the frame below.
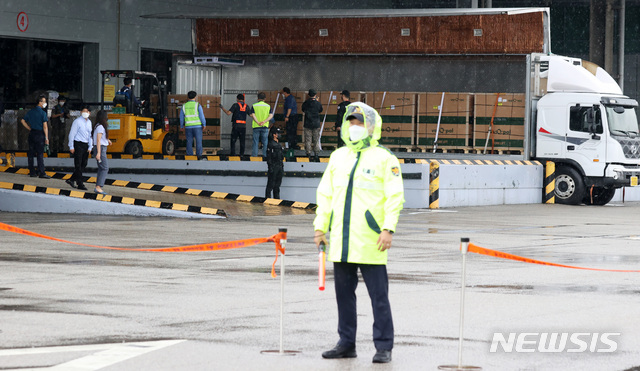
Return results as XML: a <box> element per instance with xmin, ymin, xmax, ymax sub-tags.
<box><xmin>250</xmin><ymin>92</ymin><xmax>273</xmax><ymax>157</ymax></box>
<box><xmin>180</xmin><ymin>91</ymin><xmax>206</xmax><ymax>159</ymax></box>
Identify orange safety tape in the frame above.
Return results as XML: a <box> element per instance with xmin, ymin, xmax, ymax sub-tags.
<box><xmin>0</xmin><ymin>222</ymin><xmax>287</xmax><ymax>276</ymax></box>
<box><xmin>468</xmin><ymin>243</ymin><xmax>640</xmax><ymax>273</ymax></box>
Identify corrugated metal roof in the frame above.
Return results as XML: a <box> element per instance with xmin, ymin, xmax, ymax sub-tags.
<box><xmin>141</xmin><ymin>7</ymin><xmax>549</xmax><ymax>20</ymax></box>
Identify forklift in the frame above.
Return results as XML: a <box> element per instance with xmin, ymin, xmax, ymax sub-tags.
<box><xmin>100</xmin><ymin>70</ymin><xmax>177</xmax><ymax>157</ymax></box>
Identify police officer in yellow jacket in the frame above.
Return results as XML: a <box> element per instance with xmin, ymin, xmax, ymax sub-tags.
<box><xmin>314</xmin><ymin>102</ymin><xmax>404</xmax><ymax>364</ymax></box>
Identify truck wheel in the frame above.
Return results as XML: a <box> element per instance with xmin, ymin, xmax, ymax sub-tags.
<box><xmin>125</xmin><ymin>141</ymin><xmax>143</xmax><ymax>158</ymax></box>
<box><xmin>162</xmin><ymin>134</ymin><xmax>176</xmax><ymax>155</ymax></box>
<box><xmin>554</xmin><ymin>166</ymin><xmax>585</xmax><ymax>205</ymax></box>
<box><xmin>583</xmin><ymin>187</ymin><xmax>616</xmax><ymax>206</ymax></box>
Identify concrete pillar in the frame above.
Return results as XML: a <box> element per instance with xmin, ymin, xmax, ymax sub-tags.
<box><xmin>589</xmin><ymin>0</ymin><xmax>606</xmax><ymax>67</ymax></box>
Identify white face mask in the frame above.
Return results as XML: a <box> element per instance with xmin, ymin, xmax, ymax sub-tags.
<box><xmin>59</xmin><ymin>102</ymin><xmax>65</xmax><ymax>106</ymax></box>
<box><xmin>82</xmin><ymin>112</ymin><xmax>90</xmax><ymax>119</ymax></box>
<box><xmin>41</xmin><ymin>102</ymin><xmax>47</xmax><ymax>109</ymax></box>
<box><xmin>349</xmin><ymin>125</ymin><xmax>367</xmax><ymax>141</ymax></box>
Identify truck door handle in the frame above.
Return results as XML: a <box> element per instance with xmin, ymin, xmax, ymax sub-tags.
<box><xmin>567</xmin><ymin>145</ymin><xmax>575</xmax><ymax>151</ymax></box>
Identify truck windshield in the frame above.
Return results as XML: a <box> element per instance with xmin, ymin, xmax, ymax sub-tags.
<box><xmin>606</xmin><ymin>106</ymin><xmax>640</xmax><ymax>136</ymax></box>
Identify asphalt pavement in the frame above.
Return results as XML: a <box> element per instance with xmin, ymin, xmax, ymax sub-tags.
<box><xmin>1</xmin><ymin>203</ymin><xmax>640</xmax><ymax>370</ymax></box>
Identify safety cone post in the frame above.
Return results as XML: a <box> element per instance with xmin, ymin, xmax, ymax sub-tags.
<box><xmin>438</xmin><ymin>238</ymin><xmax>482</xmax><ymax>371</ymax></box>
<box><xmin>261</xmin><ymin>227</ymin><xmax>300</xmax><ymax>356</ymax></box>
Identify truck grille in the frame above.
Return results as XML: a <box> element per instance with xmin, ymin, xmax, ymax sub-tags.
<box><xmin>614</xmin><ymin>137</ymin><xmax>640</xmax><ymax>159</ymax></box>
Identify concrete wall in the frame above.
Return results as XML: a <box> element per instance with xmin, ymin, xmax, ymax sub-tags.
<box><xmin>13</xmin><ymin>156</ymin><xmax>640</xmax><ymax>209</ymax></box>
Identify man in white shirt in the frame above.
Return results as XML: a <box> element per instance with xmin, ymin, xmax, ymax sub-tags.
<box><xmin>66</xmin><ymin>106</ymin><xmax>93</xmax><ymax>190</ymax></box>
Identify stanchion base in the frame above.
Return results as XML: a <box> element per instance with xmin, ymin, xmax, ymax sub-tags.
<box><xmin>438</xmin><ymin>365</ymin><xmax>482</xmax><ymax>370</ymax></box>
<box><xmin>260</xmin><ymin>350</ymin><xmax>300</xmax><ymax>356</ymax></box>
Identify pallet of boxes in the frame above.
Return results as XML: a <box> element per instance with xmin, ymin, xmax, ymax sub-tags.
<box><xmin>366</xmin><ymin>92</ymin><xmax>416</xmax><ymax>151</ymax></box>
<box><xmin>472</xmin><ymin>93</ymin><xmax>526</xmax><ymax>154</ymax></box>
<box><xmin>416</xmin><ymin>92</ymin><xmax>472</xmax><ymax>153</ymax></box>
<box><xmin>167</xmin><ymin>94</ymin><xmax>221</xmax><ymax>156</ymax></box>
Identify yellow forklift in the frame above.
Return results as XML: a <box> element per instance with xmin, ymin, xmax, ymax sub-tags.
<box><xmin>100</xmin><ymin>70</ymin><xmax>177</xmax><ymax>157</ymax></box>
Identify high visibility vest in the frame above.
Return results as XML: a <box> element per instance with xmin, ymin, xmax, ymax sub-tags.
<box><xmin>252</xmin><ymin>101</ymin><xmax>271</xmax><ymax>128</ymax></box>
<box><xmin>183</xmin><ymin>101</ymin><xmax>202</xmax><ymax>127</ymax></box>
<box><xmin>235</xmin><ymin>102</ymin><xmax>248</xmax><ymax>124</ymax></box>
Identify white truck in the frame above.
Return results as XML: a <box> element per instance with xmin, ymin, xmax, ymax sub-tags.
<box><xmin>528</xmin><ymin>53</ymin><xmax>640</xmax><ymax>205</ymax></box>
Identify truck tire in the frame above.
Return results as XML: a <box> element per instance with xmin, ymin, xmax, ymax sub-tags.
<box><xmin>125</xmin><ymin>141</ymin><xmax>143</xmax><ymax>158</ymax></box>
<box><xmin>583</xmin><ymin>187</ymin><xmax>616</xmax><ymax>206</ymax></box>
<box><xmin>162</xmin><ymin>134</ymin><xmax>177</xmax><ymax>155</ymax></box>
<box><xmin>554</xmin><ymin>166</ymin><xmax>585</xmax><ymax>205</ymax></box>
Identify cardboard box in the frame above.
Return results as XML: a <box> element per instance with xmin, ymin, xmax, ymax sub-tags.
<box><xmin>473</xmin><ymin>93</ymin><xmax>526</xmax><ymax>150</ymax></box>
<box><xmin>416</xmin><ymin>92</ymin><xmax>471</xmax><ymax>148</ymax></box>
<box><xmin>365</xmin><ymin>92</ymin><xmax>416</xmax><ymax>146</ymax></box>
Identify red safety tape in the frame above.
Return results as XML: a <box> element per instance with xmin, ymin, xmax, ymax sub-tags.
<box><xmin>468</xmin><ymin>243</ymin><xmax>640</xmax><ymax>273</ymax></box>
<box><xmin>0</xmin><ymin>222</ymin><xmax>286</xmax><ymax>276</ymax></box>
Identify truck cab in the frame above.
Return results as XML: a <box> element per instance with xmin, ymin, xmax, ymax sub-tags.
<box><xmin>533</xmin><ymin>55</ymin><xmax>640</xmax><ymax>205</ymax></box>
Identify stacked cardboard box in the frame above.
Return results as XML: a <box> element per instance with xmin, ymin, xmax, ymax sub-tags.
<box><xmin>366</xmin><ymin>92</ymin><xmax>416</xmax><ymax>147</ymax></box>
<box><xmin>473</xmin><ymin>93</ymin><xmax>526</xmax><ymax>151</ymax></box>
<box><xmin>416</xmin><ymin>93</ymin><xmax>471</xmax><ymax>149</ymax></box>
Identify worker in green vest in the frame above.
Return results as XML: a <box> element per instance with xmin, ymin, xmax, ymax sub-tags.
<box><xmin>251</xmin><ymin>92</ymin><xmax>273</xmax><ymax>157</ymax></box>
<box><xmin>180</xmin><ymin>91</ymin><xmax>206</xmax><ymax>159</ymax></box>
<box><xmin>314</xmin><ymin>102</ymin><xmax>404</xmax><ymax>364</ymax></box>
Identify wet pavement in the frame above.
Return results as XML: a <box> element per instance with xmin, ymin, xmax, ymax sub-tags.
<box><xmin>1</xmin><ymin>203</ymin><xmax>640</xmax><ymax>370</ymax></box>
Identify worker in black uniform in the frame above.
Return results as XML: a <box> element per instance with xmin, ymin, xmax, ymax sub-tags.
<box><xmin>335</xmin><ymin>90</ymin><xmax>351</xmax><ymax>148</ymax></box>
<box><xmin>265</xmin><ymin>127</ymin><xmax>284</xmax><ymax>199</ymax></box>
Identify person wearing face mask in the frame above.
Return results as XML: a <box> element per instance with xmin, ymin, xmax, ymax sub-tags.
<box><xmin>314</xmin><ymin>102</ymin><xmax>404</xmax><ymax>364</ymax></box>
<box><xmin>50</xmin><ymin>95</ymin><xmax>70</xmax><ymax>155</ymax></box>
<box><xmin>66</xmin><ymin>106</ymin><xmax>93</xmax><ymax>190</ymax></box>
<box><xmin>20</xmin><ymin>95</ymin><xmax>51</xmax><ymax>178</ymax></box>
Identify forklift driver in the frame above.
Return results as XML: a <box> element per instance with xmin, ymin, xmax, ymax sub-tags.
<box><xmin>120</xmin><ymin>78</ymin><xmax>145</xmax><ymax>114</ymax></box>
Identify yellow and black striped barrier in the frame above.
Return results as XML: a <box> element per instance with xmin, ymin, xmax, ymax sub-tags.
<box><xmin>543</xmin><ymin>161</ymin><xmax>555</xmax><ymax>204</ymax></box>
<box><xmin>0</xmin><ymin>166</ymin><xmax>316</xmax><ymax>210</ymax></box>
<box><xmin>429</xmin><ymin>160</ymin><xmax>439</xmax><ymax>209</ymax></box>
<box><xmin>0</xmin><ymin>180</ymin><xmax>226</xmax><ymax>217</ymax></box>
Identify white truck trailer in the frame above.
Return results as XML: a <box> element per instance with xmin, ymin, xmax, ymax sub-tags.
<box><xmin>527</xmin><ymin>53</ymin><xmax>640</xmax><ymax>205</ymax></box>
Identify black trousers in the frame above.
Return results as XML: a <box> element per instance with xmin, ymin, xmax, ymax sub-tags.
<box><xmin>230</xmin><ymin>124</ymin><xmax>246</xmax><ymax>155</ymax></box>
<box><xmin>286</xmin><ymin>116</ymin><xmax>299</xmax><ymax>150</ymax></box>
<box><xmin>70</xmin><ymin>141</ymin><xmax>89</xmax><ymax>186</ymax></box>
<box><xmin>265</xmin><ymin>165</ymin><xmax>283</xmax><ymax>199</ymax></box>
<box><xmin>333</xmin><ymin>262</ymin><xmax>394</xmax><ymax>351</ymax></box>
<box><xmin>27</xmin><ymin>130</ymin><xmax>46</xmax><ymax>176</ymax></box>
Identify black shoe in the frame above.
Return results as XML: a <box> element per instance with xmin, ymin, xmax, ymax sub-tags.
<box><xmin>30</xmin><ymin>173</ymin><xmax>37</xmax><ymax>177</ymax></box>
<box><xmin>322</xmin><ymin>344</ymin><xmax>357</xmax><ymax>359</ymax></box>
<box><xmin>66</xmin><ymin>179</ymin><xmax>76</xmax><ymax>188</ymax></box>
<box><xmin>372</xmin><ymin>349</ymin><xmax>392</xmax><ymax>363</ymax></box>
<box><xmin>39</xmin><ymin>174</ymin><xmax>51</xmax><ymax>179</ymax></box>
<box><xmin>77</xmin><ymin>184</ymin><xmax>88</xmax><ymax>190</ymax></box>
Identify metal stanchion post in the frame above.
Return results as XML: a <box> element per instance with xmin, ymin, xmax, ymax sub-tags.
<box><xmin>279</xmin><ymin>228</ymin><xmax>286</xmax><ymax>354</ymax></box>
<box><xmin>261</xmin><ymin>227</ymin><xmax>299</xmax><ymax>356</ymax></box>
<box><xmin>438</xmin><ymin>238</ymin><xmax>482</xmax><ymax>371</ymax></box>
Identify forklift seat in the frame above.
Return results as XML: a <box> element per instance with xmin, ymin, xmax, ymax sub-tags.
<box><xmin>113</xmin><ymin>92</ymin><xmax>133</xmax><ymax>114</ymax></box>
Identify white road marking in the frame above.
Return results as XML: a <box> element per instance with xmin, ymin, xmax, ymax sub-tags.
<box><xmin>0</xmin><ymin>339</ymin><xmax>186</xmax><ymax>371</ymax></box>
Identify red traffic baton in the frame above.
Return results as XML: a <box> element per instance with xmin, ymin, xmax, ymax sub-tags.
<box><xmin>318</xmin><ymin>242</ymin><xmax>326</xmax><ymax>291</ymax></box>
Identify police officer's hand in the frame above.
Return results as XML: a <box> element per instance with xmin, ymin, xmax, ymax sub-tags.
<box><xmin>377</xmin><ymin>230</ymin><xmax>393</xmax><ymax>251</ymax></box>
<box><xmin>314</xmin><ymin>230</ymin><xmax>328</xmax><ymax>248</ymax></box>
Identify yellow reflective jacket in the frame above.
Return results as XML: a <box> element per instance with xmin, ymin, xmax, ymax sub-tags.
<box><xmin>314</xmin><ymin>145</ymin><xmax>405</xmax><ymax>264</ymax></box>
